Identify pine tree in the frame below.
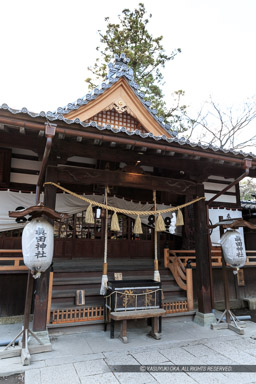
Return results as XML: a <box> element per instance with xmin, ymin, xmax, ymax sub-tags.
<box><xmin>85</xmin><ymin>3</ymin><xmax>187</xmax><ymax>131</ymax></box>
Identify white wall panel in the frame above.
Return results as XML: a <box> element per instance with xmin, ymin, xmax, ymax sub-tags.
<box><xmin>11</xmin><ymin>158</ymin><xmax>41</xmax><ymax>171</ymax></box>
<box><xmin>205</xmin><ymin>193</ymin><xmax>237</xmax><ymax>203</ymax></box>
<box><xmin>204</xmin><ymin>182</ymin><xmax>236</xmax><ymax>193</ymax></box>
<box><xmin>10</xmin><ymin>172</ymin><xmax>38</xmax><ymax>185</ymax></box>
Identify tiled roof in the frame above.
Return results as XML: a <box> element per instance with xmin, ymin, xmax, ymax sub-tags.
<box><xmin>241</xmin><ymin>201</ymin><xmax>256</xmax><ymax>210</ymax></box>
<box><xmin>0</xmin><ymin>102</ymin><xmax>256</xmax><ymax>160</ymax></box>
<box><xmin>54</xmin><ymin>53</ymin><xmax>173</xmax><ymax>136</ymax></box>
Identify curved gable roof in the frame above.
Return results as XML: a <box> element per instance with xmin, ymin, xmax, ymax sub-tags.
<box><xmin>55</xmin><ymin>54</ymin><xmax>173</xmax><ymax>138</ymax></box>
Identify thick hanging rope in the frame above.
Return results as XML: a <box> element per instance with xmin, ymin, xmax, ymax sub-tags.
<box><xmin>153</xmin><ymin>190</ymin><xmax>160</xmax><ymax>282</ymax></box>
<box><xmin>100</xmin><ymin>186</ymin><xmax>109</xmax><ymax>295</ymax></box>
<box><xmin>44</xmin><ymin>182</ymin><xmax>205</xmax><ymax>216</ymax></box>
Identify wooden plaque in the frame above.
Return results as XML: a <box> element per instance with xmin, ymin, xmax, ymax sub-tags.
<box><xmin>237</xmin><ymin>269</ymin><xmax>245</xmax><ymax>287</ymax></box>
<box><xmin>114</xmin><ymin>273</ymin><xmax>123</xmax><ymax>281</ymax></box>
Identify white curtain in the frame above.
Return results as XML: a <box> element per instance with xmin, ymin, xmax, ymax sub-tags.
<box><xmin>0</xmin><ymin>190</ymin><xmax>181</xmax><ymax>235</ymax></box>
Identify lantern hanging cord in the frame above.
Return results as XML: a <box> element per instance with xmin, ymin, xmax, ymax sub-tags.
<box><xmin>44</xmin><ymin>182</ymin><xmax>205</xmax><ymax>215</ymax></box>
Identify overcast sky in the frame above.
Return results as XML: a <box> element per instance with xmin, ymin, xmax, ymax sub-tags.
<box><xmin>0</xmin><ymin>0</ymin><xmax>255</xmax><ymax>115</ymax></box>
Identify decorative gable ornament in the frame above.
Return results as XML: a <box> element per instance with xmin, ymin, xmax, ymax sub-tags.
<box><xmin>219</xmin><ymin>230</ymin><xmax>246</xmax><ymax>272</ymax></box>
<box><xmin>22</xmin><ymin>217</ymin><xmax>54</xmax><ymax>279</ymax></box>
<box><xmin>113</xmin><ymin>98</ymin><xmax>127</xmax><ymax>114</ymax></box>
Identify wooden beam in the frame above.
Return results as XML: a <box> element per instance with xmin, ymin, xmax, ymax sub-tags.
<box><xmin>52</xmin><ymin>165</ymin><xmax>197</xmax><ymax>195</ymax></box>
<box><xmin>2</xmin><ymin>123</ymin><xmax>256</xmax><ymax>179</ymax></box>
<box><xmin>0</xmin><ymin>130</ymin><xmax>44</xmax><ymax>154</ymax></box>
<box><xmin>52</xmin><ymin>140</ymin><xmax>250</xmax><ymax>179</ymax></box>
<box><xmin>1</xmin><ymin>112</ymin><xmax>255</xmax><ymax>169</ymax></box>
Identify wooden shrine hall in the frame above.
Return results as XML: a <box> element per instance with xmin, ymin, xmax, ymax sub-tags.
<box><xmin>1</xmin><ymin>54</ymin><xmax>256</xmax><ymax>332</ymax></box>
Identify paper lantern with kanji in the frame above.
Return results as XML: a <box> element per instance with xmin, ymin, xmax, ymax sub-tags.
<box><xmin>220</xmin><ymin>229</ymin><xmax>246</xmax><ymax>270</ymax></box>
<box><xmin>22</xmin><ymin>217</ymin><xmax>54</xmax><ymax>278</ymax></box>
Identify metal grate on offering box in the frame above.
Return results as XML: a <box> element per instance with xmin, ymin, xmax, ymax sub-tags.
<box><xmin>105</xmin><ymin>280</ymin><xmax>162</xmax><ymax>312</ymax></box>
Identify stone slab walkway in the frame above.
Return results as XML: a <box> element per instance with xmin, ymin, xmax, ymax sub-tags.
<box><xmin>1</xmin><ymin>319</ymin><xmax>256</xmax><ymax>383</ymax></box>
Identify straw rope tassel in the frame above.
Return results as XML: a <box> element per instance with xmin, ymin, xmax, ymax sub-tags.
<box><xmin>100</xmin><ymin>187</ymin><xmax>109</xmax><ymax>295</ymax></box>
<box><xmin>85</xmin><ymin>204</ymin><xmax>94</xmax><ymax>224</ymax></box>
<box><xmin>176</xmin><ymin>208</ymin><xmax>184</xmax><ymax>226</ymax></box>
<box><xmin>153</xmin><ymin>191</ymin><xmax>160</xmax><ymax>282</ymax></box>
<box><xmin>111</xmin><ymin>211</ymin><xmax>120</xmax><ymax>232</ymax></box>
<box><xmin>133</xmin><ymin>215</ymin><xmax>143</xmax><ymax>234</ymax></box>
<box><xmin>155</xmin><ymin>214</ymin><xmax>166</xmax><ymax>232</ymax></box>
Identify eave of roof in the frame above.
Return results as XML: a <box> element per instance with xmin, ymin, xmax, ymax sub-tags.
<box><xmin>1</xmin><ymin>102</ymin><xmax>256</xmax><ymax>162</ymax></box>
<box><xmin>241</xmin><ymin>201</ymin><xmax>256</xmax><ymax>210</ymax></box>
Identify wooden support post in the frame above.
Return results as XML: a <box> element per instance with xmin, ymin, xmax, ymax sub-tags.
<box><xmin>46</xmin><ymin>271</ymin><xmax>54</xmax><ymax>325</ymax></box>
<box><xmin>206</xmin><ymin>206</ymin><xmax>215</xmax><ymax>309</ymax></box>
<box><xmin>159</xmin><ymin>317</ymin><xmax>162</xmax><ymax>333</ymax></box>
<box><xmin>149</xmin><ymin>317</ymin><xmax>161</xmax><ymax>340</ymax></box>
<box><xmin>22</xmin><ymin>272</ymin><xmax>34</xmax><ymax>348</ymax></box>
<box><xmin>33</xmin><ymin>167</ymin><xmax>56</xmax><ymax>332</ymax></box>
<box><xmin>110</xmin><ymin>319</ymin><xmax>115</xmax><ymax>339</ymax></box>
<box><xmin>164</xmin><ymin>248</ymin><xmax>169</xmax><ymax>268</ymax></box>
<box><xmin>186</xmin><ymin>268</ymin><xmax>194</xmax><ymax>311</ymax></box>
<box><xmin>219</xmin><ymin>216</ymin><xmax>231</xmax><ymax>323</ymax></box>
<box><xmin>194</xmin><ymin>184</ymin><xmax>212</xmax><ymax>314</ymax></box>
<box><xmin>120</xmin><ymin>320</ymin><xmax>128</xmax><ymax>343</ymax></box>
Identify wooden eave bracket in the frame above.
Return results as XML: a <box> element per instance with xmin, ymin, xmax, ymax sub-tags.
<box><xmin>45</xmin><ymin>122</ymin><xmax>57</xmax><ymax>137</ymax></box>
<box><xmin>9</xmin><ymin>204</ymin><xmax>69</xmax><ymax>221</ymax></box>
<box><xmin>208</xmin><ymin>218</ymin><xmax>256</xmax><ymax>230</ymax></box>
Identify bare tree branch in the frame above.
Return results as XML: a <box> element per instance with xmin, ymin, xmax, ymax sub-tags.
<box><xmin>185</xmin><ymin>97</ymin><xmax>256</xmax><ymax>152</ymax></box>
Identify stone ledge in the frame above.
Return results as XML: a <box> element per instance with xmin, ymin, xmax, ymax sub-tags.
<box><xmin>243</xmin><ymin>297</ymin><xmax>256</xmax><ymax>310</ymax></box>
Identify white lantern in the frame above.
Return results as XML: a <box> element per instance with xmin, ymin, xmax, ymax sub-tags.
<box><xmin>22</xmin><ymin>217</ymin><xmax>54</xmax><ymax>278</ymax></box>
<box><xmin>220</xmin><ymin>229</ymin><xmax>246</xmax><ymax>271</ymax></box>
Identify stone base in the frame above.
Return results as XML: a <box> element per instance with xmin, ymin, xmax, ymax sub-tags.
<box><xmin>244</xmin><ymin>298</ymin><xmax>256</xmax><ymax>310</ymax></box>
<box><xmin>194</xmin><ymin>311</ymin><xmax>216</xmax><ymax>326</ymax></box>
<box><xmin>27</xmin><ymin>330</ymin><xmax>52</xmax><ymax>354</ymax></box>
<box><xmin>0</xmin><ymin>330</ymin><xmax>52</xmax><ymax>361</ymax></box>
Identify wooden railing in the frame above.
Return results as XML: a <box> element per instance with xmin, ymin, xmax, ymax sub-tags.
<box><xmin>0</xmin><ymin>249</ymin><xmax>28</xmax><ymax>271</ymax></box>
<box><xmin>164</xmin><ymin>248</ymin><xmax>256</xmax><ymax>268</ymax></box>
<box><xmin>164</xmin><ymin>249</ymin><xmax>194</xmax><ymax>311</ymax></box>
<box><xmin>164</xmin><ymin>248</ymin><xmax>256</xmax><ymax>312</ymax></box>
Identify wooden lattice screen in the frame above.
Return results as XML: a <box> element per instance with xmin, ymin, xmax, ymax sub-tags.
<box><xmin>51</xmin><ymin>306</ymin><xmax>104</xmax><ymax>324</ymax></box>
<box><xmin>85</xmin><ymin>109</ymin><xmax>147</xmax><ymax>133</ymax></box>
<box><xmin>50</xmin><ymin>301</ymin><xmax>188</xmax><ymax>324</ymax></box>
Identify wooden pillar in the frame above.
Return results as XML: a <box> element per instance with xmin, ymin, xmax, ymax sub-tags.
<box><xmin>219</xmin><ymin>216</ymin><xmax>231</xmax><ymax>323</ymax></box>
<box><xmin>33</xmin><ymin>167</ymin><xmax>56</xmax><ymax>332</ymax></box>
<box><xmin>194</xmin><ymin>184</ymin><xmax>212</xmax><ymax>314</ymax></box>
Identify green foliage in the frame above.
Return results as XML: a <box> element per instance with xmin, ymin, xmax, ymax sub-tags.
<box><xmin>85</xmin><ymin>3</ymin><xmax>187</xmax><ymax>131</ymax></box>
<box><xmin>240</xmin><ymin>178</ymin><xmax>256</xmax><ymax>201</ymax></box>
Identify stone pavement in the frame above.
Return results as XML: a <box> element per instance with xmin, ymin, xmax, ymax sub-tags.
<box><xmin>1</xmin><ymin>318</ymin><xmax>256</xmax><ymax>384</ymax></box>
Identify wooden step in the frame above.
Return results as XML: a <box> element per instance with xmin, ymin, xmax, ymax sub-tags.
<box><xmin>50</xmin><ymin>258</ymin><xmax>187</xmax><ymax>317</ymax></box>
<box><xmin>52</xmin><ymin>267</ymin><xmax>173</xmax><ymax>279</ymax></box>
<box><xmin>52</xmin><ymin>288</ymin><xmax>101</xmax><ymax>298</ymax></box>
<box><xmin>52</xmin><ymin>259</ymin><xmax>167</xmax><ymax>273</ymax></box>
<box><xmin>52</xmin><ymin>274</ymin><xmax>175</xmax><ymax>286</ymax></box>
